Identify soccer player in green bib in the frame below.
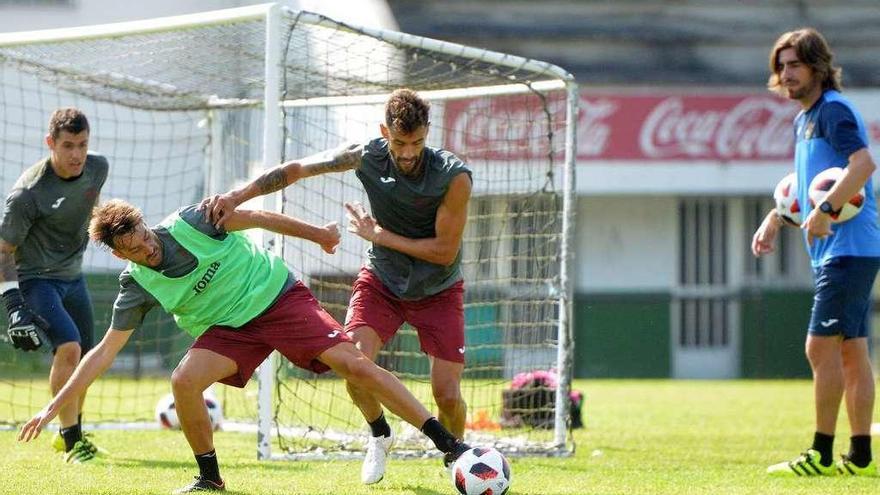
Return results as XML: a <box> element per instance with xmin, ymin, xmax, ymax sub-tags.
<box><xmin>18</xmin><ymin>198</ymin><xmax>468</xmax><ymax>494</ymax></box>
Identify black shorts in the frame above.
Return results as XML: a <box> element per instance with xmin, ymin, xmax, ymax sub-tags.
<box><xmin>809</xmin><ymin>256</ymin><xmax>880</xmax><ymax>339</ymax></box>
<box><xmin>21</xmin><ymin>276</ymin><xmax>94</xmax><ymax>352</ymax></box>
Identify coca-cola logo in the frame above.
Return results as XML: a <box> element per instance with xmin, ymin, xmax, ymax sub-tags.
<box><xmin>441</xmin><ymin>93</ymin><xmax>801</xmax><ymax>162</ymax></box>
<box><xmin>578</xmin><ymin>98</ymin><xmax>616</xmax><ymax>156</ymax></box>
<box><xmin>445</xmin><ymin>97</ymin><xmax>564</xmax><ymax>160</ymax></box>
<box><xmin>639</xmin><ymin>97</ymin><xmax>797</xmax><ymax>159</ymax></box>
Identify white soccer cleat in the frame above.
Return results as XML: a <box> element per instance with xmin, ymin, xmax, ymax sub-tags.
<box><xmin>361</xmin><ymin>433</ymin><xmax>394</xmax><ymax>484</ymax></box>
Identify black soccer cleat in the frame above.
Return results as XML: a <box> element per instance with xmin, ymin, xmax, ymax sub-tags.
<box><xmin>172</xmin><ymin>475</ymin><xmax>226</xmax><ymax>494</ymax></box>
<box><xmin>443</xmin><ymin>441</ymin><xmax>472</xmax><ymax>468</ymax></box>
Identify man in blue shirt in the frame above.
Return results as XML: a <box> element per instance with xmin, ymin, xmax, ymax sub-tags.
<box><xmin>752</xmin><ymin>28</ymin><xmax>880</xmax><ymax>476</ymax></box>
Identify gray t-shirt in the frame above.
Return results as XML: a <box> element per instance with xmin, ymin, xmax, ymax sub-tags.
<box><xmin>110</xmin><ymin>205</ymin><xmax>294</xmax><ymax>330</ymax></box>
<box><xmin>356</xmin><ymin>138</ymin><xmax>471</xmax><ymax>300</ymax></box>
<box><xmin>0</xmin><ymin>153</ymin><xmax>109</xmax><ymax>281</ymax></box>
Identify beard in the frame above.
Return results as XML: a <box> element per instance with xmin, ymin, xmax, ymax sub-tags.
<box><xmin>786</xmin><ymin>78</ymin><xmax>819</xmax><ymax>101</ymax></box>
<box><xmin>391</xmin><ymin>153</ymin><xmax>422</xmax><ymax>176</ymax></box>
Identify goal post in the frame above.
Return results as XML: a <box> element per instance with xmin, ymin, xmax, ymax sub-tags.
<box><xmin>0</xmin><ymin>2</ymin><xmax>577</xmax><ymax>459</ymax></box>
<box><xmin>266</xmin><ymin>7</ymin><xmax>578</xmax><ymax>459</ymax></box>
<box><xmin>0</xmin><ymin>5</ymin><xmax>277</xmax><ymax>434</ymax></box>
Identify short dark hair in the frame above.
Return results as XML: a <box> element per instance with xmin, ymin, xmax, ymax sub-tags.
<box><xmin>89</xmin><ymin>199</ymin><xmax>144</xmax><ymax>250</ymax></box>
<box><xmin>385</xmin><ymin>88</ymin><xmax>430</xmax><ymax>134</ymax></box>
<box><xmin>48</xmin><ymin>107</ymin><xmax>89</xmax><ymax>139</ymax></box>
<box><xmin>768</xmin><ymin>28</ymin><xmax>842</xmax><ymax>96</ymax></box>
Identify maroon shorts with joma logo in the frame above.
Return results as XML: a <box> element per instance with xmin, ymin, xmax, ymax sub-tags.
<box><xmin>344</xmin><ymin>267</ymin><xmax>465</xmax><ymax>364</ymax></box>
<box><xmin>192</xmin><ymin>281</ymin><xmax>349</xmax><ymax>387</ymax></box>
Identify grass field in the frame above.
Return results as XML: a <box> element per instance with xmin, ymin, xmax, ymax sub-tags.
<box><xmin>2</xmin><ymin>379</ymin><xmax>880</xmax><ymax>495</ymax></box>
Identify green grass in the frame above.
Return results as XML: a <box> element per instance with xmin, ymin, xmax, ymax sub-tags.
<box><xmin>2</xmin><ymin>379</ymin><xmax>880</xmax><ymax>494</ymax></box>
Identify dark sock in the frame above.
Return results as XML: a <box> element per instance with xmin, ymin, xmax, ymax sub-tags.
<box><xmin>848</xmin><ymin>435</ymin><xmax>872</xmax><ymax>467</ymax></box>
<box><xmin>812</xmin><ymin>431</ymin><xmax>834</xmax><ymax>467</ymax></box>
<box><xmin>194</xmin><ymin>450</ymin><xmax>222</xmax><ymax>483</ymax></box>
<box><xmin>60</xmin><ymin>423</ymin><xmax>83</xmax><ymax>452</ymax></box>
<box><xmin>420</xmin><ymin>417</ymin><xmax>459</xmax><ymax>453</ymax></box>
<box><xmin>368</xmin><ymin>412</ymin><xmax>391</xmax><ymax>438</ymax></box>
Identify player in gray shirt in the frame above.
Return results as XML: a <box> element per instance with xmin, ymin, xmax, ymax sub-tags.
<box><xmin>0</xmin><ymin>108</ymin><xmax>108</xmax><ymax>463</ymax></box>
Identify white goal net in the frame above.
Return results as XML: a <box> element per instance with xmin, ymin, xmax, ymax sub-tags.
<box><xmin>0</xmin><ymin>3</ymin><xmax>577</xmax><ymax>458</ymax></box>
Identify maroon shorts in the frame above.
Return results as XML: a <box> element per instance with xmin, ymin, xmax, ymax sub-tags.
<box><xmin>192</xmin><ymin>281</ymin><xmax>349</xmax><ymax>388</ymax></box>
<box><xmin>344</xmin><ymin>267</ymin><xmax>465</xmax><ymax>363</ymax></box>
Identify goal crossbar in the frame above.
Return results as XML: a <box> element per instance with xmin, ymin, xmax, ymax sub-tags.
<box><xmin>285</xmin><ymin>9</ymin><xmax>574</xmax><ymax>84</ymax></box>
<box><xmin>281</xmin><ymin>80</ymin><xmax>568</xmax><ymax>108</ymax></box>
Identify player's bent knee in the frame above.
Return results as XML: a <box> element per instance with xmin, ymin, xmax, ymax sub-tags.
<box><xmin>341</xmin><ymin>357</ymin><xmax>382</xmax><ymax>387</ymax></box>
<box><xmin>433</xmin><ymin>391</ymin><xmax>464</xmax><ymax>412</ymax></box>
<box><xmin>170</xmin><ymin>367</ymin><xmax>202</xmax><ymax>393</ymax></box>
<box><xmin>53</xmin><ymin>343</ymin><xmax>82</xmax><ymax>367</ymax></box>
<box><xmin>346</xmin><ymin>326</ymin><xmax>383</xmax><ymax>359</ymax></box>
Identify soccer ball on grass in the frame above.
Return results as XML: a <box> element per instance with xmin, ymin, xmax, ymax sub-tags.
<box><xmin>451</xmin><ymin>446</ymin><xmax>511</xmax><ymax>495</ymax></box>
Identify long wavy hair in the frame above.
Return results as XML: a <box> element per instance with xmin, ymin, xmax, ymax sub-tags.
<box><xmin>768</xmin><ymin>28</ymin><xmax>842</xmax><ymax>96</ymax></box>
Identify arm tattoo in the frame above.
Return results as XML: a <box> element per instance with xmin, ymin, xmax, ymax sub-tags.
<box><xmin>303</xmin><ymin>145</ymin><xmax>361</xmax><ymax>176</ymax></box>
<box><xmin>256</xmin><ymin>168</ymin><xmax>288</xmax><ymax>195</ymax></box>
<box><xmin>332</xmin><ymin>148</ymin><xmax>361</xmax><ymax>168</ymax></box>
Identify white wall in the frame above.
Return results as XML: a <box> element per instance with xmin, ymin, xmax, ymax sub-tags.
<box><xmin>576</xmin><ymin>195</ymin><xmax>677</xmax><ymax>292</ymax></box>
<box><xmin>576</xmin><ymin>162</ymin><xmax>792</xmax><ymax>196</ymax></box>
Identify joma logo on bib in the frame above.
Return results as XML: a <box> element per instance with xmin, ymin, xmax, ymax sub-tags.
<box><xmin>193</xmin><ymin>261</ymin><xmax>221</xmax><ymax>294</ymax></box>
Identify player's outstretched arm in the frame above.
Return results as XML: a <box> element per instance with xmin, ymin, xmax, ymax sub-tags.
<box><xmin>18</xmin><ymin>328</ymin><xmax>132</xmax><ymax>442</ymax></box>
<box><xmin>223</xmin><ymin>209</ymin><xmax>340</xmax><ymax>254</ymax></box>
<box><xmin>200</xmin><ymin>143</ymin><xmax>362</xmax><ymax>228</ymax></box>
<box><xmin>345</xmin><ymin>173</ymin><xmax>472</xmax><ymax>266</ymax></box>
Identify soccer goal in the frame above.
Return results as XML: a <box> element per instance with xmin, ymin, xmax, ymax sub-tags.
<box><xmin>0</xmin><ymin>2</ymin><xmax>577</xmax><ymax>459</ymax></box>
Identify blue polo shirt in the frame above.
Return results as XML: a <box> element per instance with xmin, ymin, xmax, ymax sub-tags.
<box><xmin>794</xmin><ymin>90</ymin><xmax>880</xmax><ymax>266</ymax></box>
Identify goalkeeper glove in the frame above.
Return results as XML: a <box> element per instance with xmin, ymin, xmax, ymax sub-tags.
<box><xmin>3</xmin><ymin>287</ymin><xmax>48</xmax><ymax>352</ymax></box>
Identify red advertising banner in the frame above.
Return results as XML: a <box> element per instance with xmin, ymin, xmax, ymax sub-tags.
<box><xmin>444</xmin><ymin>93</ymin><xmax>806</xmax><ymax>162</ymax></box>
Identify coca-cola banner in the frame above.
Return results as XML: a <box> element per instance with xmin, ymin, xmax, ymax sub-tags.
<box><xmin>601</xmin><ymin>95</ymin><xmax>798</xmax><ymax>160</ymax></box>
<box><xmin>444</xmin><ymin>92</ymin><xmax>809</xmax><ymax>162</ymax></box>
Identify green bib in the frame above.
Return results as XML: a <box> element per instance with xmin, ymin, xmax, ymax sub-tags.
<box><xmin>129</xmin><ymin>213</ymin><xmax>289</xmax><ymax>338</ymax></box>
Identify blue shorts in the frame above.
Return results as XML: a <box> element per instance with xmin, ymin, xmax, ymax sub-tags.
<box><xmin>810</xmin><ymin>256</ymin><xmax>880</xmax><ymax>339</ymax></box>
<box><xmin>20</xmin><ymin>276</ymin><xmax>95</xmax><ymax>353</ymax></box>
